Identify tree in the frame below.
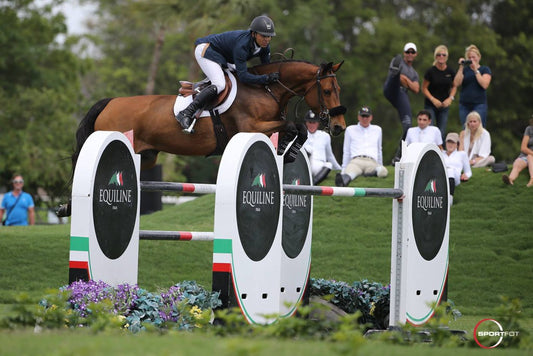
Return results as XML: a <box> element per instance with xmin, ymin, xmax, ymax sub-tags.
<box><xmin>0</xmin><ymin>0</ymin><xmax>86</xmax><ymax>207</ymax></box>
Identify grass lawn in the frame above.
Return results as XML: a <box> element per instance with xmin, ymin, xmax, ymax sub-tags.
<box><xmin>0</xmin><ymin>165</ymin><xmax>531</xmax><ymax>353</ymax></box>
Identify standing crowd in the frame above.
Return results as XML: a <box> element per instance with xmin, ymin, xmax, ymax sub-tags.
<box><xmin>306</xmin><ymin>39</ymin><xmax>531</xmax><ymax>200</ymax></box>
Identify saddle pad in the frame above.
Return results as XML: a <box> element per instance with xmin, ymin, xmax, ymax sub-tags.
<box><xmin>173</xmin><ymin>70</ymin><xmax>238</xmax><ymax>117</ymax></box>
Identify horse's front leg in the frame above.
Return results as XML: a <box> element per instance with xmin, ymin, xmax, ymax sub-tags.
<box><xmin>278</xmin><ymin>122</ymin><xmax>308</xmax><ymax>163</ymax></box>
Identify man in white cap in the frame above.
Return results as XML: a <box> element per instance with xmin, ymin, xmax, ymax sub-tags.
<box><xmin>383</xmin><ymin>42</ymin><xmax>420</xmax><ymax>165</ymax></box>
<box><xmin>335</xmin><ymin>106</ymin><xmax>388</xmax><ymax>187</ymax></box>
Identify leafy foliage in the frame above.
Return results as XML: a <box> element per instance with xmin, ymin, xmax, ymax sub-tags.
<box><xmin>310</xmin><ymin>278</ymin><xmax>390</xmax><ymax>329</ymax></box>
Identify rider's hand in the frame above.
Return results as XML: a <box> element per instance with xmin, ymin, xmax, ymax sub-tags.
<box><xmin>265</xmin><ymin>72</ymin><xmax>280</xmax><ymax>84</ymax></box>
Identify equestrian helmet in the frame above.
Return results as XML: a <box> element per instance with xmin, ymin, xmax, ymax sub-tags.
<box><xmin>304</xmin><ymin>110</ymin><xmax>319</xmax><ymax>122</ymax></box>
<box><xmin>249</xmin><ymin>15</ymin><xmax>276</xmax><ymax>37</ymax></box>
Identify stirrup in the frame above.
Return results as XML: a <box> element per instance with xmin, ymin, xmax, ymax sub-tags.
<box><xmin>182</xmin><ymin>118</ymin><xmax>197</xmax><ymax>134</ymax></box>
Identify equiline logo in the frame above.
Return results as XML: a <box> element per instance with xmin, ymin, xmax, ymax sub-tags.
<box><xmin>108</xmin><ymin>171</ymin><xmax>124</xmax><ymax>186</ymax></box>
<box><xmin>242</xmin><ymin>173</ymin><xmax>275</xmax><ymax>208</ymax></box>
<box><xmin>411</xmin><ymin>149</ymin><xmax>448</xmax><ymax>261</ymax></box>
<box><xmin>284</xmin><ymin>177</ymin><xmax>308</xmax><ymax>210</ymax></box>
<box><xmin>424</xmin><ymin>179</ymin><xmax>437</xmax><ymax>193</ymax></box>
<box><xmin>416</xmin><ymin>178</ymin><xmax>444</xmax><ymax>212</ymax></box>
<box><xmin>98</xmin><ymin>171</ymin><xmax>133</xmax><ymax>207</ymax></box>
<box><xmin>251</xmin><ymin>173</ymin><xmax>266</xmax><ymax>188</ymax></box>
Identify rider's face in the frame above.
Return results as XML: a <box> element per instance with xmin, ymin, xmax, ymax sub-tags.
<box><xmin>254</xmin><ymin>33</ymin><xmax>272</xmax><ymax>48</ymax></box>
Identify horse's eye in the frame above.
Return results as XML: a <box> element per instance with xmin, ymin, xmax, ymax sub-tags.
<box><xmin>323</xmin><ymin>89</ymin><xmax>331</xmax><ymax>96</ymax></box>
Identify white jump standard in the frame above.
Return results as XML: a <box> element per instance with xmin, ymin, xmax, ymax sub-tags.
<box><xmin>68</xmin><ymin>131</ymin><xmax>449</xmax><ymax>327</ymax></box>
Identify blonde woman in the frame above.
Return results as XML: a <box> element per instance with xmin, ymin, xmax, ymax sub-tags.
<box><xmin>502</xmin><ymin>117</ymin><xmax>533</xmax><ymax>187</ymax></box>
<box><xmin>453</xmin><ymin>44</ymin><xmax>492</xmax><ymax>127</ymax></box>
<box><xmin>422</xmin><ymin>45</ymin><xmax>457</xmax><ymax>142</ymax></box>
<box><xmin>459</xmin><ymin>111</ymin><xmax>495</xmax><ymax>168</ymax></box>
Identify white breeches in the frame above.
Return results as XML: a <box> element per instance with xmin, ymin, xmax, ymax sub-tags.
<box><xmin>194</xmin><ymin>43</ymin><xmax>226</xmax><ymax>94</ymax></box>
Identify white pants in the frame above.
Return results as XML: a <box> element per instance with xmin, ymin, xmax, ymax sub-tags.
<box><xmin>345</xmin><ymin>157</ymin><xmax>388</xmax><ymax>179</ymax></box>
<box><xmin>195</xmin><ymin>43</ymin><xmax>226</xmax><ymax>94</ymax></box>
<box><xmin>310</xmin><ymin>159</ymin><xmax>333</xmax><ymax>176</ymax></box>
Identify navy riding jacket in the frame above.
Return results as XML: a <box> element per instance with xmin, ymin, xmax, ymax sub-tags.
<box><xmin>195</xmin><ymin>30</ymin><xmax>271</xmax><ymax>85</ymax></box>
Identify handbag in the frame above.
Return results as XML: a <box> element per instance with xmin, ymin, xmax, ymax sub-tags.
<box><xmin>492</xmin><ymin>162</ymin><xmax>508</xmax><ymax>173</ymax></box>
<box><xmin>2</xmin><ymin>194</ymin><xmax>22</xmax><ymax>226</ymax></box>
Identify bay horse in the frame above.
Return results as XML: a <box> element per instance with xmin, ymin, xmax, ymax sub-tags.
<box><xmin>57</xmin><ymin>60</ymin><xmax>346</xmax><ymax>216</ymax></box>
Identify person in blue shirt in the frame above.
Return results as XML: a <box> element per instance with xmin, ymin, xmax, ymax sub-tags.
<box><xmin>0</xmin><ymin>175</ymin><xmax>35</xmax><ymax>226</ymax></box>
<box><xmin>176</xmin><ymin>15</ymin><xmax>280</xmax><ymax>132</ymax></box>
<box><xmin>453</xmin><ymin>44</ymin><xmax>492</xmax><ymax>127</ymax></box>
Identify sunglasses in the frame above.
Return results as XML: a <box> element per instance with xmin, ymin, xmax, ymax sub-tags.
<box><xmin>404</xmin><ymin>50</ymin><xmax>416</xmax><ymax>54</ymax></box>
<box><xmin>436</xmin><ymin>53</ymin><xmax>447</xmax><ymax>57</ymax></box>
<box><xmin>13</xmin><ymin>179</ymin><xmax>24</xmax><ymax>184</ymax></box>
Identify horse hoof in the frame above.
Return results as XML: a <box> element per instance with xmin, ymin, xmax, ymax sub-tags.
<box><xmin>182</xmin><ymin>128</ymin><xmax>194</xmax><ymax>134</ymax></box>
<box><xmin>56</xmin><ymin>204</ymin><xmax>71</xmax><ymax>217</ymax></box>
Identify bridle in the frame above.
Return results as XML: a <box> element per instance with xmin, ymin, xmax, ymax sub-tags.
<box><xmin>265</xmin><ymin>65</ymin><xmax>346</xmax><ymax>130</ymax></box>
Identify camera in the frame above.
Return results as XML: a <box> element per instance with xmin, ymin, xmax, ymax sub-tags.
<box><xmin>461</xmin><ymin>59</ymin><xmax>472</xmax><ymax>66</ymax></box>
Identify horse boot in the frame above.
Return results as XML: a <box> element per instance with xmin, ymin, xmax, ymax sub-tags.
<box><xmin>175</xmin><ymin>84</ymin><xmax>218</xmax><ymax>134</ymax></box>
<box><xmin>313</xmin><ymin>167</ymin><xmax>331</xmax><ymax>185</ymax></box>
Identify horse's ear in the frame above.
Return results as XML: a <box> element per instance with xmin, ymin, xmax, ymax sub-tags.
<box><xmin>320</xmin><ymin>62</ymin><xmax>333</xmax><ymax>74</ymax></box>
<box><xmin>332</xmin><ymin>60</ymin><xmax>344</xmax><ymax>72</ymax></box>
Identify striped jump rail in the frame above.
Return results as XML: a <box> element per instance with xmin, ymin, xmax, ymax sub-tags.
<box><xmin>139</xmin><ymin>230</ymin><xmax>214</xmax><ymax>241</ymax></box>
<box><xmin>141</xmin><ymin>181</ymin><xmax>403</xmax><ymax>198</ymax></box>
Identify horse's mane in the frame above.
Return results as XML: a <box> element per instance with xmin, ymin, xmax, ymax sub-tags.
<box><xmin>251</xmin><ymin>59</ymin><xmax>315</xmax><ymax>70</ymax></box>
<box><xmin>249</xmin><ymin>59</ymin><xmax>318</xmax><ymax>75</ymax></box>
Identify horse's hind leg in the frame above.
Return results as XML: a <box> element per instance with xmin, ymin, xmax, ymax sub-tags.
<box><xmin>139</xmin><ymin>149</ymin><xmax>159</xmax><ymax>170</ymax></box>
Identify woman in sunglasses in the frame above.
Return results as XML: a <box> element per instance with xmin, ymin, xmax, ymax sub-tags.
<box><xmin>0</xmin><ymin>175</ymin><xmax>35</xmax><ymax>226</ymax></box>
<box><xmin>422</xmin><ymin>45</ymin><xmax>457</xmax><ymax>144</ymax></box>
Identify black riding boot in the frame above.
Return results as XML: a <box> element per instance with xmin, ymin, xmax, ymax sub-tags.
<box><xmin>313</xmin><ymin>167</ymin><xmax>331</xmax><ymax>185</ymax></box>
<box><xmin>176</xmin><ymin>84</ymin><xmax>218</xmax><ymax>132</ymax></box>
<box><xmin>335</xmin><ymin>173</ymin><xmax>352</xmax><ymax>187</ymax></box>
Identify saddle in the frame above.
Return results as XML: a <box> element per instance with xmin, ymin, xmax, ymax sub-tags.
<box><xmin>178</xmin><ymin>74</ymin><xmax>233</xmax><ymax>108</ymax></box>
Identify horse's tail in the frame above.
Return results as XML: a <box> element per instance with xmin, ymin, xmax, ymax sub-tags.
<box><xmin>71</xmin><ymin>98</ymin><xmax>113</xmax><ymax>170</ymax></box>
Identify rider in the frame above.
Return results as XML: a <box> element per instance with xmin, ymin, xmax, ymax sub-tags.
<box><xmin>176</xmin><ymin>15</ymin><xmax>280</xmax><ymax>132</ymax></box>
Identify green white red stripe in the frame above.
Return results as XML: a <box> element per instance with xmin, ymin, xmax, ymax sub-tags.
<box><xmin>212</xmin><ymin>238</ymin><xmax>232</xmax><ymax>273</ymax></box>
<box><xmin>69</xmin><ymin>235</ymin><xmax>91</xmax><ymax>279</ymax></box>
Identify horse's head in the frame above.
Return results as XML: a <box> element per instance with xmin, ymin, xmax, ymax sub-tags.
<box><xmin>303</xmin><ymin>61</ymin><xmax>346</xmax><ymax>136</ymax></box>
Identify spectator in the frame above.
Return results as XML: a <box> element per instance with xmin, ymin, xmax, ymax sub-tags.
<box><xmin>335</xmin><ymin>106</ymin><xmax>388</xmax><ymax>187</ymax></box>
<box><xmin>502</xmin><ymin>117</ymin><xmax>533</xmax><ymax>187</ymax></box>
<box><xmin>453</xmin><ymin>44</ymin><xmax>492</xmax><ymax>127</ymax></box>
<box><xmin>383</xmin><ymin>42</ymin><xmax>420</xmax><ymax>165</ymax></box>
<box><xmin>459</xmin><ymin>111</ymin><xmax>495</xmax><ymax>168</ymax></box>
<box><xmin>0</xmin><ymin>174</ymin><xmax>35</xmax><ymax>226</ymax></box>
<box><xmin>405</xmin><ymin>109</ymin><xmax>443</xmax><ymax>149</ymax></box>
<box><xmin>442</xmin><ymin>133</ymin><xmax>472</xmax><ymax>205</ymax></box>
<box><xmin>302</xmin><ymin>110</ymin><xmax>341</xmax><ymax>185</ymax></box>
<box><xmin>422</xmin><ymin>45</ymin><xmax>457</xmax><ymax>142</ymax></box>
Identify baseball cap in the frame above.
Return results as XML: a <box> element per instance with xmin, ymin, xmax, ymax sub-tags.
<box><xmin>445</xmin><ymin>132</ymin><xmax>459</xmax><ymax>143</ymax></box>
<box><xmin>358</xmin><ymin>106</ymin><xmax>372</xmax><ymax>116</ymax></box>
<box><xmin>403</xmin><ymin>42</ymin><xmax>417</xmax><ymax>52</ymax></box>
<box><xmin>304</xmin><ymin>110</ymin><xmax>319</xmax><ymax>122</ymax></box>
